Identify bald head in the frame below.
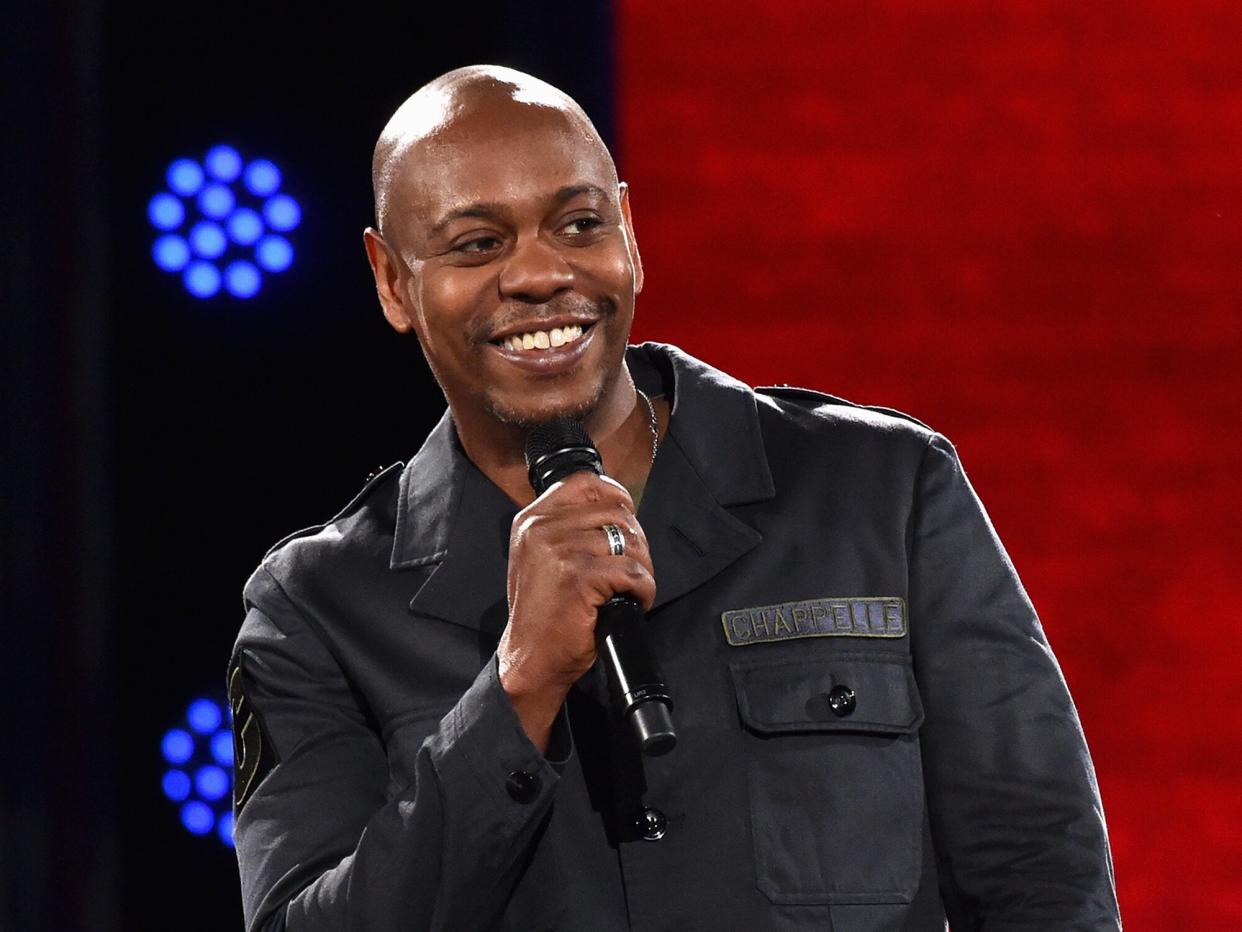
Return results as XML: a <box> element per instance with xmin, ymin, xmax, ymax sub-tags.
<box><xmin>371</xmin><ymin>65</ymin><xmax>618</xmax><ymax>241</ymax></box>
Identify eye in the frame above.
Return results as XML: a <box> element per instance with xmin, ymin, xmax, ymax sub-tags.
<box><xmin>455</xmin><ymin>235</ymin><xmax>501</xmax><ymax>254</ymax></box>
<box><xmin>561</xmin><ymin>216</ymin><xmax>604</xmax><ymax>236</ymax></box>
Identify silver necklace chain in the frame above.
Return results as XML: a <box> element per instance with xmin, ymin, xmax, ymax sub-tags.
<box><xmin>636</xmin><ymin>388</ymin><xmax>659</xmax><ymax>468</ymax></box>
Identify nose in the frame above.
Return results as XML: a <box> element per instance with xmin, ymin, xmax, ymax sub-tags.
<box><xmin>497</xmin><ymin>235</ymin><xmax>574</xmax><ymax>303</ymax></box>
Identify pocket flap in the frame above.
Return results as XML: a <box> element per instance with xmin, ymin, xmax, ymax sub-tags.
<box><xmin>730</xmin><ymin>653</ymin><xmax>924</xmax><ymax>735</ymax></box>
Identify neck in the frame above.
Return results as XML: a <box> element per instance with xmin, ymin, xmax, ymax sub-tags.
<box><xmin>453</xmin><ymin>364</ymin><xmax>659</xmax><ymax>507</ymax></box>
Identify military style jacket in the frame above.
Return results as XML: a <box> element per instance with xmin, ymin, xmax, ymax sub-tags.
<box><xmin>230</xmin><ymin>343</ymin><xmax>1120</xmax><ymax>931</ymax></box>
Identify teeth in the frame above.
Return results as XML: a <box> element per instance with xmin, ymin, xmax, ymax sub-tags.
<box><xmin>500</xmin><ymin>324</ymin><xmax>585</xmax><ymax>352</ymax></box>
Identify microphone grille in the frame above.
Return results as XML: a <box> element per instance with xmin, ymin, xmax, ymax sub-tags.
<box><xmin>524</xmin><ymin>418</ymin><xmax>600</xmax><ymax>493</ymax></box>
<box><xmin>525</xmin><ymin>417</ymin><xmax>591</xmax><ymax>463</ymax></box>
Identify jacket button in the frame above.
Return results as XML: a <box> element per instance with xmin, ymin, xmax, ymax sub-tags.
<box><xmin>827</xmin><ymin>684</ymin><xmax>856</xmax><ymax>717</ymax></box>
<box><xmin>505</xmin><ymin>770</ymin><xmax>539</xmax><ymax>803</ymax></box>
<box><xmin>637</xmin><ymin>807</ymin><xmax>667</xmax><ymax>841</ymax></box>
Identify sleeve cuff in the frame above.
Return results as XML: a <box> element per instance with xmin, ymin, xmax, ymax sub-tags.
<box><xmin>432</xmin><ymin>655</ymin><xmax>571</xmax><ymax>811</ymax></box>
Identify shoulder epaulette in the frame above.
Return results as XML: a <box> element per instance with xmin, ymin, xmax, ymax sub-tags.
<box><xmin>262</xmin><ymin>461</ymin><xmax>405</xmax><ymax>559</ymax></box>
<box><xmin>756</xmin><ymin>384</ymin><xmax>931</xmax><ymax>430</ymax></box>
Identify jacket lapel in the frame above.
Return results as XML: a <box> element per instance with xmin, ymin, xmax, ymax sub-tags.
<box><xmin>631</xmin><ymin>343</ymin><xmax>775</xmax><ymax>612</ymax></box>
<box><xmin>393</xmin><ymin>412</ymin><xmax>516</xmax><ymax>637</ymax></box>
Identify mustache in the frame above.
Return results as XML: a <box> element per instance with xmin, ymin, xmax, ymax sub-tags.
<box><xmin>470</xmin><ymin>295</ymin><xmax>615</xmax><ymax>344</ymax></box>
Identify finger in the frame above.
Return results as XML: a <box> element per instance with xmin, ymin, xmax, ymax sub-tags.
<box><xmin>539</xmin><ymin>471</ymin><xmax>637</xmax><ymax>514</ymax></box>
<box><xmin>575</xmin><ymin>553</ymin><xmax>658</xmax><ymax>612</ymax></box>
<box><xmin>543</xmin><ymin>509</ymin><xmax>652</xmax><ymax>566</ymax></box>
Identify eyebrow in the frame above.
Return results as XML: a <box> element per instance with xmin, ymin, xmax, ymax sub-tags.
<box><xmin>428</xmin><ymin>183</ymin><xmax>612</xmax><ymax>237</ymax></box>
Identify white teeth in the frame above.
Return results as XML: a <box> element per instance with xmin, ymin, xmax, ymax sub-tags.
<box><xmin>499</xmin><ymin>324</ymin><xmax>586</xmax><ymax>352</ymax></box>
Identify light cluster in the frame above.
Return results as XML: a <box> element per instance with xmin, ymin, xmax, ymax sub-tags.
<box><xmin>160</xmin><ymin>696</ymin><xmax>235</xmax><ymax>846</ymax></box>
<box><xmin>148</xmin><ymin>144</ymin><xmax>300</xmax><ymax>298</ymax></box>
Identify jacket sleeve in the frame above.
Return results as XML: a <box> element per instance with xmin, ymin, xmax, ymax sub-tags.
<box><xmin>908</xmin><ymin>433</ymin><xmax>1121</xmax><ymax>930</ymax></box>
<box><xmin>230</xmin><ymin>565</ymin><xmax>564</xmax><ymax>932</ymax></box>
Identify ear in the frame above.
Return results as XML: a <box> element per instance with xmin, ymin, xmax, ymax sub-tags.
<box><xmin>618</xmin><ymin>182</ymin><xmax>644</xmax><ymax>295</ymax></box>
<box><xmin>363</xmin><ymin>227</ymin><xmax>416</xmax><ymax>334</ymax></box>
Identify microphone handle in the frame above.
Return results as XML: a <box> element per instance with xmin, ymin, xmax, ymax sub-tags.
<box><xmin>596</xmin><ymin>595</ymin><xmax>676</xmax><ymax>756</ymax></box>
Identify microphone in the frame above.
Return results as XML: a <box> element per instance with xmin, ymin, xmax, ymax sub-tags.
<box><xmin>525</xmin><ymin>418</ymin><xmax>677</xmax><ymax>757</ymax></box>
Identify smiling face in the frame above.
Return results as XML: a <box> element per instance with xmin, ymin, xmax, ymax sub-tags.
<box><xmin>365</xmin><ymin>79</ymin><xmax>643</xmax><ymax>446</ymax></box>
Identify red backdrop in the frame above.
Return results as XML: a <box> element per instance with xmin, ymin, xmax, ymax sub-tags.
<box><xmin>619</xmin><ymin>2</ymin><xmax>1242</xmax><ymax>927</ymax></box>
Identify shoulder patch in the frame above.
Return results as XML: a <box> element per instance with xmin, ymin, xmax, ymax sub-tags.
<box><xmin>262</xmin><ymin>460</ymin><xmax>404</xmax><ymax>559</ymax></box>
<box><xmin>757</xmin><ymin>384</ymin><xmax>931</xmax><ymax>430</ymax></box>
<box><xmin>228</xmin><ymin>650</ymin><xmax>279</xmax><ymax>815</ymax></box>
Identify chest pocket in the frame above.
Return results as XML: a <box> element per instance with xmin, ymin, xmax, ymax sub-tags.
<box><xmin>730</xmin><ymin>652</ymin><xmax>926</xmax><ymax>906</ymax></box>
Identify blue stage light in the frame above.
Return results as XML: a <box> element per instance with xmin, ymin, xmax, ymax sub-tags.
<box><xmin>162</xmin><ymin>770</ymin><xmax>192</xmax><ymax>801</ymax></box>
<box><xmin>181</xmin><ymin>801</ymin><xmax>214</xmax><ymax>835</ymax></box>
<box><xmin>162</xmin><ymin>729</ymin><xmax>194</xmax><ymax>765</ymax></box>
<box><xmin>167</xmin><ymin>159</ymin><xmax>205</xmax><ymax>196</ymax></box>
<box><xmin>211</xmin><ymin>730</ymin><xmax>234</xmax><ymax>767</ymax></box>
<box><xmin>153</xmin><ymin>235</ymin><xmax>191</xmax><ymax>272</ymax></box>
<box><xmin>150</xmin><ymin>146</ymin><xmax>299</xmax><ymax>298</ymax></box>
<box><xmin>244</xmin><ymin>159</ymin><xmax>281</xmax><ymax>197</ymax></box>
<box><xmin>263</xmin><ymin>194</ymin><xmax>301</xmax><ymax>232</ymax></box>
<box><xmin>161</xmin><ymin>693</ymin><xmax>236</xmax><ymax>847</ymax></box>
<box><xmin>189</xmin><ymin>222</ymin><xmax>227</xmax><ymax>259</ymax></box>
<box><xmin>198</xmin><ymin>183</ymin><xmax>235</xmax><ymax>219</ymax></box>
<box><xmin>187</xmin><ymin>698</ymin><xmax>223</xmax><ymax>734</ymax></box>
<box><xmin>184</xmin><ymin>261</ymin><xmax>222</xmax><ymax>298</ymax></box>
<box><xmin>256</xmin><ymin>234</ymin><xmax>293</xmax><ymax>272</ymax></box>
<box><xmin>224</xmin><ymin>260</ymin><xmax>262</xmax><ymax>298</ymax></box>
<box><xmin>205</xmin><ymin>144</ymin><xmax>243</xmax><ymax>182</ymax></box>
<box><xmin>227</xmin><ymin>207</ymin><xmax>263</xmax><ymax>245</ymax></box>
<box><xmin>148</xmin><ymin>193</ymin><xmax>185</xmax><ymax>230</ymax></box>
<box><xmin>195</xmin><ymin>765</ymin><xmax>230</xmax><ymax>801</ymax></box>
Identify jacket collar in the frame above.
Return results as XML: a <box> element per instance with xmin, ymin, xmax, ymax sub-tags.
<box><xmin>393</xmin><ymin>343</ymin><xmax>775</xmax><ymax>630</ymax></box>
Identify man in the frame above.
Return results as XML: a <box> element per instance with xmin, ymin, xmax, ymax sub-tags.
<box><xmin>230</xmin><ymin>65</ymin><xmax>1120</xmax><ymax>930</ymax></box>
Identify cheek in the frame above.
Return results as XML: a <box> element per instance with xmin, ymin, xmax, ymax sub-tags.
<box><xmin>414</xmin><ymin>270</ymin><xmax>497</xmax><ymax>346</ymax></box>
<box><xmin>577</xmin><ymin>246</ymin><xmax>636</xmax><ymax>297</ymax></box>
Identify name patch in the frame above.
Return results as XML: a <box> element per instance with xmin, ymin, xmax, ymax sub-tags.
<box><xmin>722</xmin><ymin>597</ymin><xmax>907</xmax><ymax>646</ymax></box>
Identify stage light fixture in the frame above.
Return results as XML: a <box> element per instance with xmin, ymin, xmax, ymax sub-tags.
<box><xmin>167</xmin><ymin>159</ymin><xmax>205</xmax><ymax>196</ymax></box>
<box><xmin>161</xmin><ymin>729</ymin><xmax>194</xmax><ymax>765</ymax></box>
<box><xmin>244</xmin><ymin>159</ymin><xmax>281</xmax><ymax>196</ymax></box>
<box><xmin>210</xmin><ymin>730</ymin><xmax>234</xmax><ymax>767</ymax></box>
<box><xmin>256</xmin><ymin>234</ymin><xmax>293</xmax><ymax>273</ymax></box>
<box><xmin>189</xmin><ymin>221</ymin><xmax>227</xmax><ymax>259</ymax></box>
<box><xmin>153</xmin><ymin>235</ymin><xmax>191</xmax><ymax>272</ymax></box>
<box><xmin>198</xmin><ymin>183</ymin><xmax>236</xmax><ymax>220</ymax></box>
<box><xmin>262</xmin><ymin>194</ymin><xmax>301</xmax><ymax>232</ymax></box>
<box><xmin>162</xmin><ymin>770</ymin><xmax>192</xmax><ymax>801</ymax></box>
<box><xmin>148</xmin><ymin>193</ymin><xmax>185</xmax><ymax>230</ymax></box>
<box><xmin>181</xmin><ymin>801</ymin><xmax>214</xmax><ymax>835</ymax></box>
<box><xmin>148</xmin><ymin>145</ymin><xmax>300</xmax><ymax>299</ymax></box>
<box><xmin>205</xmin><ymin>144</ymin><xmax>243</xmax><ymax>182</ymax></box>
<box><xmin>184</xmin><ymin>261</ymin><xmax>222</xmax><ymax>299</ymax></box>
<box><xmin>224</xmin><ymin>260</ymin><xmax>262</xmax><ymax>298</ymax></box>
<box><xmin>160</xmin><ymin>695</ymin><xmax>236</xmax><ymax>847</ymax></box>
<box><xmin>227</xmin><ymin>207</ymin><xmax>263</xmax><ymax>245</ymax></box>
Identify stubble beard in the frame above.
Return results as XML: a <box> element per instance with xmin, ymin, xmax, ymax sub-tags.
<box><xmin>482</xmin><ymin>368</ymin><xmax>610</xmax><ymax>431</ymax></box>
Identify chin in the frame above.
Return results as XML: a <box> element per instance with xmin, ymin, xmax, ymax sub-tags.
<box><xmin>484</xmin><ymin>378</ymin><xmax>606</xmax><ymax>430</ymax></box>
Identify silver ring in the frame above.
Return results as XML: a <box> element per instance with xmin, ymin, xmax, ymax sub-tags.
<box><xmin>602</xmin><ymin>523</ymin><xmax>625</xmax><ymax>556</ymax></box>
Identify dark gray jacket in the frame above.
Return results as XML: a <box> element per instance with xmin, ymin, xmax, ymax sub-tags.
<box><xmin>230</xmin><ymin>342</ymin><xmax>1120</xmax><ymax>931</ymax></box>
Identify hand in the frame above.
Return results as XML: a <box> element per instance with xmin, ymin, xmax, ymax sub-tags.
<box><xmin>498</xmin><ymin>471</ymin><xmax>656</xmax><ymax>751</ymax></box>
